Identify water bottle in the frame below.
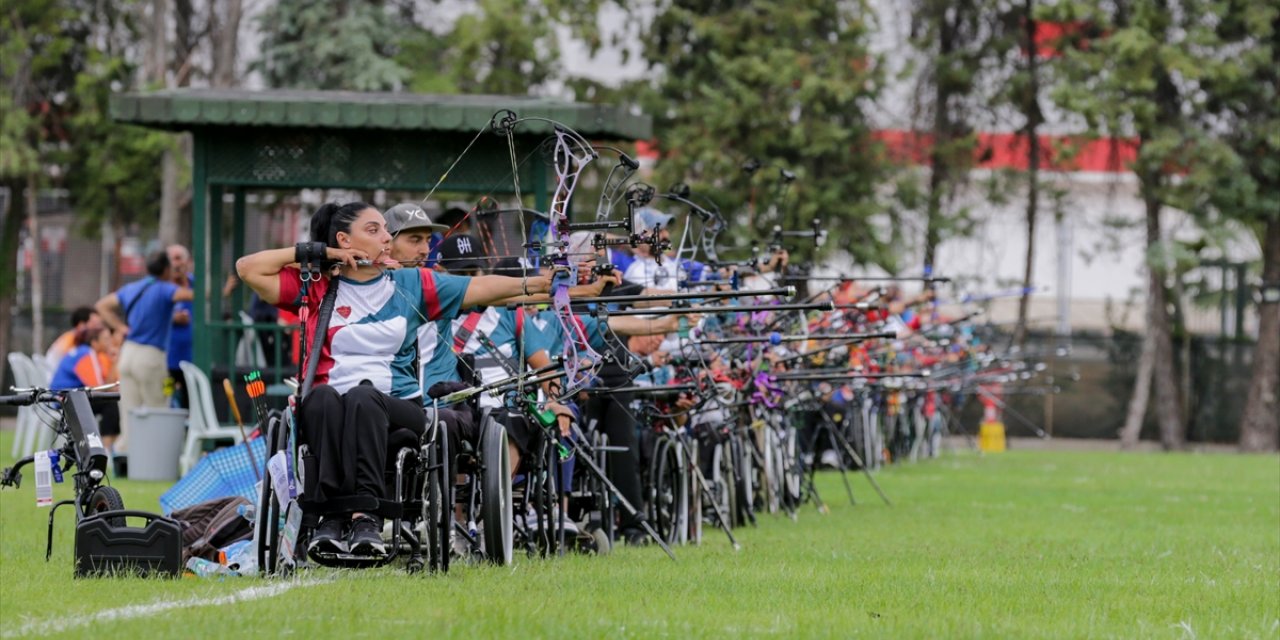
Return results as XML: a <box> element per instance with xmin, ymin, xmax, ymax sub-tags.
<box><xmin>186</xmin><ymin>557</ymin><xmax>230</xmax><ymax>578</ymax></box>
<box><xmin>224</xmin><ymin>540</ymin><xmax>258</xmax><ymax>576</ymax></box>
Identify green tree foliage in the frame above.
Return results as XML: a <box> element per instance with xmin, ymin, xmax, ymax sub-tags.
<box><xmin>253</xmin><ymin>0</ymin><xmax>411</xmax><ymax>91</ymax></box>
<box><xmin>1200</xmin><ymin>2</ymin><xmax>1279</xmax><ymax>237</ymax></box>
<box><xmin>63</xmin><ymin>58</ymin><xmax>172</xmax><ymax>231</ymax></box>
<box><xmin>445</xmin><ymin>0</ymin><xmax>562</xmax><ymax>94</ymax></box>
<box><xmin>635</xmin><ymin>0</ymin><xmax>895</xmax><ymax>268</ymax></box>
<box><xmin>1043</xmin><ymin>0</ymin><xmax>1234</xmax><ymax>448</ymax></box>
<box><xmin>399</xmin><ymin>0</ymin><xmax>611</xmax><ymax>96</ymax></box>
<box><xmin>1197</xmin><ymin>1</ymin><xmax>1278</xmax><ymax>450</ymax></box>
<box><xmin>905</xmin><ymin>0</ymin><xmax>1015</xmax><ymax>271</ymax></box>
<box><xmin>0</xmin><ymin>0</ymin><xmax>167</xmax><ymax>232</ymax></box>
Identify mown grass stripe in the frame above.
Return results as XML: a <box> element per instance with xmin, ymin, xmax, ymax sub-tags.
<box><xmin>0</xmin><ymin>578</ymin><xmax>329</xmax><ymax>639</ymax></box>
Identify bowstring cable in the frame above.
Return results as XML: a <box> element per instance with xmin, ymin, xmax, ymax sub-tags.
<box><xmin>506</xmin><ymin>125</ymin><xmax>528</xmax><ymax>400</ymax></box>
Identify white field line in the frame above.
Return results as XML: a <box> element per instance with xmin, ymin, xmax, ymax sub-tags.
<box><xmin>1</xmin><ymin>578</ymin><xmax>330</xmax><ymax>639</ymax></box>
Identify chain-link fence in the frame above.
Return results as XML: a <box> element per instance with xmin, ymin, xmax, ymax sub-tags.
<box><xmin>956</xmin><ymin>331</ymin><xmax>1257</xmax><ymax>443</ymax></box>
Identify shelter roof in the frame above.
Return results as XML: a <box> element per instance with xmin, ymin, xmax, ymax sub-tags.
<box><xmin>110</xmin><ymin>89</ymin><xmax>652</xmax><ymax>139</ymax></box>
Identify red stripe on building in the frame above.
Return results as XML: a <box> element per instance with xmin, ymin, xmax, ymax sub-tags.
<box><xmin>871</xmin><ymin>129</ymin><xmax>1138</xmax><ymax>173</ymax></box>
<box><xmin>635</xmin><ymin>139</ymin><xmax>660</xmax><ymax>161</ymax></box>
<box><xmin>1024</xmin><ymin>21</ymin><xmax>1092</xmax><ymax>58</ymax></box>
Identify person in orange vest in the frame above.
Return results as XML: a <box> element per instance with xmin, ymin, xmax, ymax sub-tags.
<box><xmin>49</xmin><ymin>326</ymin><xmax>121</xmax><ymax>449</ymax></box>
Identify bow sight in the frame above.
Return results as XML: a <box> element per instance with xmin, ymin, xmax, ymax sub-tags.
<box><xmin>763</xmin><ymin>218</ymin><xmax>826</xmax><ymax>253</ymax></box>
<box><xmin>579</xmin><ymin>182</ymin><xmax>669</xmax><ymax>264</ymax></box>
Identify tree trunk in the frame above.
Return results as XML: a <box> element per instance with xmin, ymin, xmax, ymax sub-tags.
<box><xmin>1239</xmin><ymin>216</ymin><xmax>1280</xmax><ymax>451</ymax></box>
<box><xmin>159</xmin><ymin>140</ymin><xmax>189</xmax><ymax>247</ymax></box>
<box><xmin>152</xmin><ymin>0</ymin><xmax>188</xmax><ymax>248</ymax></box>
<box><xmin>26</xmin><ymin>174</ymin><xmax>44</xmax><ymax>354</ymax></box>
<box><xmin>145</xmin><ymin>0</ymin><xmax>168</xmax><ymax>83</ymax></box>
<box><xmin>0</xmin><ymin>180</ymin><xmax>24</xmax><ymax>388</ymax></box>
<box><xmin>1172</xmin><ymin>268</ymin><xmax>1192</xmax><ymax>430</ymax></box>
<box><xmin>210</xmin><ymin>0</ymin><xmax>243</xmax><ymax>88</ymax></box>
<box><xmin>921</xmin><ymin>0</ymin><xmax>959</xmax><ymax>274</ymax></box>
<box><xmin>1144</xmin><ymin>194</ymin><xmax>1184</xmax><ymax>450</ymax></box>
<box><xmin>1013</xmin><ymin>0</ymin><xmax>1041</xmax><ymax>350</ymax></box>
<box><xmin>1119</xmin><ymin>329</ymin><xmax>1154</xmax><ymax>448</ymax></box>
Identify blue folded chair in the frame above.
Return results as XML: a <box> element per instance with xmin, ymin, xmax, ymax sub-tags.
<box><xmin>160</xmin><ymin>437</ymin><xmax>267</xmax><ymax>514</ymax></box>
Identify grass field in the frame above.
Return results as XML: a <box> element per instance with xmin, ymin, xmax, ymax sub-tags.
<box><xmin>1</xmin><ymin>438</ymin><xmax>1277</xmax><ymax>639</ymax></box>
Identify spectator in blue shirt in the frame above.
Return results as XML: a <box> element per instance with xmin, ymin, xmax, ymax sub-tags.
<box><xmin>95</xmin><ymin>250</ymin><xmax>194</xmax><ymax>453</ymax></box>
<box><xmin>166</xmin><ymin>244</ymin><xmax>194</xmax><ymax>409</ymax></box>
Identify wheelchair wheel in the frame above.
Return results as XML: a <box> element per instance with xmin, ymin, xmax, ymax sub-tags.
<box><xmin>759</xmin><ymin>424</ymin><xmax>780</xmax><ymax>514</ymax></box>
<box><xmin>846</xmin><ymin>405</ymin><xmax>867</xmax><ymax>470</ymax></box>
<box><xmin>256</xmin><ymin>411</ymin><xmax>288</xmax><ymax>574</ymax></box>
<box><xmin>709</xmin><ymin>441</ymin><xmax>733</xmax><ymax>528</ymax></box>
<box><xmin>685</xmin><ymin>437</ymin><xmax>702</xmax><ymax>545</ymax></box>
<box><xmin>480</xmin><ymin>417</ymin><xmax>513</xmax><ymax>565</ymax></box>
<box><xmin>539</xmin><ymin>435</ymin><xmax>563</xmax><ymax>557</ymax></box>
<box><xmin>733</xmin><ymin>434</ymin><xmax>755</xmax><ymax>527</ymax></box>
<box><xmin>778</xmin><ymin>425</ymin><xmax>804</xmax><ymax>511</ymax></box>
<box><xmin>424</xmin><ymin>422</ymin><xmax>452</xmax><ymax>573</ymax></box>
<box><xmin>865</xmin><ymin>403</ymin><xmax>884</xmax><ymax>470</ymax></box>
<box><xmin>592</xmin><ymin>431</ymin><xmax>615</xmax><ymax>546</ymax></box>
<box><xmin>649</xmin><ymin>435</ymin><xmax>686</xmax><ymax>545</ymax></box>
<box><xmin>85</xmin><ymin>486</ymin><xmax>125</xmax><ymax>527</ymax></box>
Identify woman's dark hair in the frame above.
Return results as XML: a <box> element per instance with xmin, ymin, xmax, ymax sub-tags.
<box><xmin>69</xmin><ymin>306</ymin><xmax>96</xmax><ymax>328</ymax></box>
<box><xmin>310</xmin><ymin>201</ymin><xmax>373</xmax><ymax>248</ymax></box>
<box><xmin>145</xmin><ymin>250</ymin><xmax>171</xmax><ymax>277</ymax></box>
<box><xmin>74</xmin><ymin>326</ymin><xmax>104</xmax><ymax>347</ymax></box>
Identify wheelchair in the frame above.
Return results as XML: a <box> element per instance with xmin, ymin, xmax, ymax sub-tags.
<box><xmin>254</xmin><ymin>397</ymin><xmax>452</xmax><ymax>575</ymax></box>
<box><xmin>451</xmin><ymin>407</ymin><xmax>515</xmax><ymax>565</ymax></box>
<box><xmin>505</xmin><ymin>403</ymin><xmax>569</xmax><ymax>558</ymax></box>
<box><xmin>565</xmin><ymin>422</ymin><xmax>617</xmax><ymax>554</ymax></box>
<box><xmin>492</xmin><ymin>391</ymin><xmax>614</xmax><ymax>558</ymax></box>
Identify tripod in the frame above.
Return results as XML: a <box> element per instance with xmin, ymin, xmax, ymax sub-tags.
<box><xmin>800</xmin><ymin>404</ymin><xmax>893</xmax><ymax>508</ymax></box>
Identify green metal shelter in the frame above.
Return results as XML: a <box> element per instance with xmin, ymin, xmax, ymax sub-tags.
<box><xmin>110</xmin><ymin>88</ymin><xmax>651</xmax><ymax>382</ymax></box>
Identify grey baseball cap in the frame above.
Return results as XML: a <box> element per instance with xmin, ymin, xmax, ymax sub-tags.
<box><xmin>636</xmin><ymin>207</ymin><xmax>674</xmax><ymax>232</ymax></box>
<box><xmin>384</xmin><ymin>203</ymin><xmax>448</xmax><ymax>234</ymax></box>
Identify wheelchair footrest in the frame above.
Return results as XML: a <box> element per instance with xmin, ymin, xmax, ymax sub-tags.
<box><xmin>307</xmin><ymin>549</ymin><xmax>398</xmax><ymax>569</ymax></box>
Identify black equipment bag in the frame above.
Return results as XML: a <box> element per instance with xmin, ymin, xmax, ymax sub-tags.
<box><xmin>75</xmin><ymin>510</ymin><xmax>183</xmax><ymax>578</ymax></box>
<box><xmin>170</xmin><ymin>496</ymin><xmax>254</xmax><ymax>563</ymax></box>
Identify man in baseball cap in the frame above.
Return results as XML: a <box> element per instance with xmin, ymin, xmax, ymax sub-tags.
<box><xmin>623</xmin><ymin>207</ymin><xmax>676</xmax><ymax>289</ymax></box>
<box><xmin>386</xmin><ymin>203</ymin><xmax>448</xmax><ymax>267</ymax></box>
<box><xmin>435</xmin><ymin>234</ymin><xmax>488</xmax><ymax>275</ymax></box>
<box><xmin>635</xmin><ymin>207</ymin><xmax>673</xmax><ymax>233</ymax></box>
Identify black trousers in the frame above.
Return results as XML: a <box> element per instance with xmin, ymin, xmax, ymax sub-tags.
<box><xmin>586</xmin><ymin>390</ymin><xmax>643</xmax><ymax>528</ymax></box>
<box><xmin>91</xmin><ymin>399</ymin><xmax>120</xmax><ymax>437</ymax></box>
<box><xmin>299</xmin><ymin>383</ymin><xmax>424</xmax><ymax>505</ymax></box>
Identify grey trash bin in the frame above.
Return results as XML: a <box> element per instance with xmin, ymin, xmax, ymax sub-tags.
<box><xmin>128</xmin><ymin>407</ymin><xmax>189</xmax><ymax>481</ymax></box>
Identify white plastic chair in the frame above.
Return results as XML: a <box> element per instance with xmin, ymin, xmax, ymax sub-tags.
<box><xmin>22</xmin><ymin>355</ymin><xmax>61</xmax><ymax>452</ymax></box>
<box><xmin>178</xmin><ymin>361</ymin><xmax>244</xmax><ymax>475</ymax></box>
<box><xmin>29</xmin><ymin>353</ymin><xmax>54</xmax><ymax>385</ymax></box>
<box><xmin>235</xmin><ymin>311</ymin><xmax>267</xmax><ymax>369</ymax></box>
<box><xmin>7</xmin><ymin>353</ymin><xmax>57</xmax><ymax>457</ymax></box>
<box><xmin>7</xmin><ymin>352</ymin><xmax>34</xmax><ymax>459</ymax></box>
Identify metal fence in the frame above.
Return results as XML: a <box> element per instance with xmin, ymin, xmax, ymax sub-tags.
<box><xmin>956</xmin><ymin>331</ymin><xmax>1257</xmax><ymax>444</ymax></box>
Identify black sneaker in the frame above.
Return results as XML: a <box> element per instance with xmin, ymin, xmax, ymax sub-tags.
<box><xmin>347</xmin><ymin>515</ymin><xmax>386</xmax><ymax>557</ymax></box>
<box><xmin>309</xmin><ymin>517</ymin><xmax>348</xmax><ymax>555</ymax></box>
